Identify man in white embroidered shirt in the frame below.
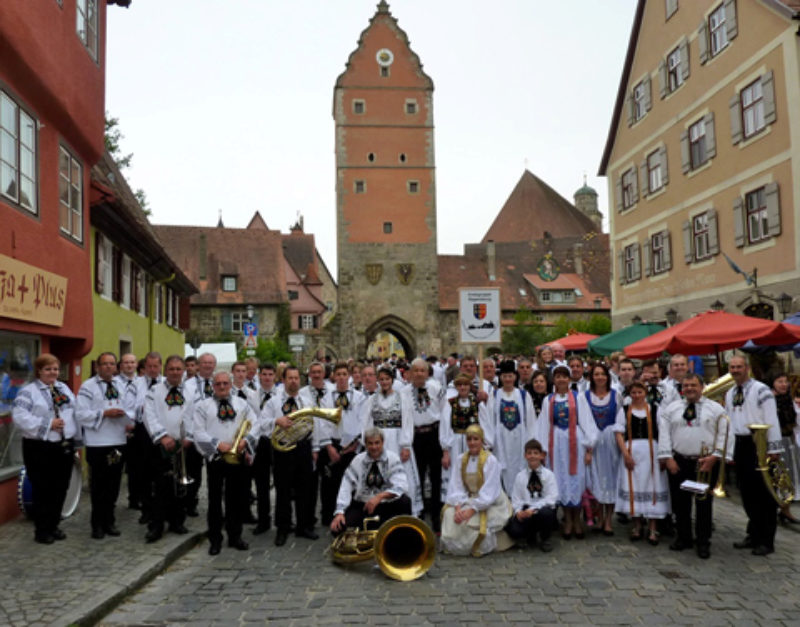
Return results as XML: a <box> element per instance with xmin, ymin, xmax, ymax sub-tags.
<box><xmin>330</xmin><ymin>428</ymin><xmax>411</xmax><ymax>533</ymax></box>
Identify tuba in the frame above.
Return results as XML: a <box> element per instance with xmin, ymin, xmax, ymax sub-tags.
<box><xmin>222</xmin><ymin>418</ymin><xmax>252</xmax><ymax>464</ymax></box>
<box><xmin>748</xmin><ymin>423</ymin><xmax>794</xmax><ymax>506</ymax></box>
<box><xmin>271</xmin><ymin>406</ymin><xmax>342</xmax><ymax>452</ymax></box>
<box><xmin>703</xmin><ymin>373</ymin><xmax>735</xmax><ymax>403</ymax></box>
<box><xmin>331</xmin><ymin>515</ymin><xmax>436</xmax><ymax>582</ymax></box>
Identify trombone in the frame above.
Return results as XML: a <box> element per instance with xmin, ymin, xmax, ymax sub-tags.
<box><xmin>695</xmin><ymin>413</ymin><xmax>731</xmax><ymax>501</ymax></box>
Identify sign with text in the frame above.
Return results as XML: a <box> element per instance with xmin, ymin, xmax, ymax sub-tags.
<box><xmin>0</xmin><ymin>254</ymin><xmax>68</xmax><ymax>327</ymax></box>
<box><xmin>288</xmin><ymin>333</ymin><xmax>306</xmax><ymax>348</ymax></box>
<box><xmin>459</xmin><ymin>288</ymin><xmax>501</xmax><ymax>344</ymax></box>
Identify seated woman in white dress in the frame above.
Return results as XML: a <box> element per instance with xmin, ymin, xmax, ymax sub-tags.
<box><xmin>440</xmin><ymin>425</ymin><xmax>513</xmax><ymax>556</ymax></box>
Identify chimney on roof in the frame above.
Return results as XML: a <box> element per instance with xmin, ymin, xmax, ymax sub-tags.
<box><xmin>573</xmin><ymin>242</ymin><xmax>583</xmax><ymax>276</ymax></box>
<box><xmin>487</xmin><ymin>240</ymin><xmax>496</xmax><ymax>281</ymax></box>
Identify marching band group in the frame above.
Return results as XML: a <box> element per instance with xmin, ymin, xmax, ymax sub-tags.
<box><xmin>11</xmin><ymin>347</ymin><xmax>800</xmax><ymax>563</ymax></box>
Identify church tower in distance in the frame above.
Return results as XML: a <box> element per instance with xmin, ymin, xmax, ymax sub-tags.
<box><xmin>333</xmin><ymin>1</ymin><xmax>440</xmax><ymax>358</ymax></box>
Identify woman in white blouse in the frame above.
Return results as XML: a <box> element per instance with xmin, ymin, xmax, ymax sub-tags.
<box><xmin>440</xmin><ymin>424</ymin><xmax>513</xmax><ymax>556</ymax></box>
<box><xmin>11</xmin><ymin>354</ymin><xmax>78</xmax><ymax>544</ymax></box>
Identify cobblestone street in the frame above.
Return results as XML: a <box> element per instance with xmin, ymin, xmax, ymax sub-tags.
<box><xmin>97</xmin><ymin>498</ymin><xmax>800</xmax><ymax>626</ymax></box>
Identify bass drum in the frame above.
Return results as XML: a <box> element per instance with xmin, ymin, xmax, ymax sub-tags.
<box><xmin>17</xmin><ymin>457</ymin><xmax>82</xmax><ymax>519</ymax></box>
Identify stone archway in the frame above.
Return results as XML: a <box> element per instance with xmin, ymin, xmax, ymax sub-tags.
<box><xmin>365</xmin><ymin>315</ymin><xmax>417</xmax><ymax>359</ymax></box>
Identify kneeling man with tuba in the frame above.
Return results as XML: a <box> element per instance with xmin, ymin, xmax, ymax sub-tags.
<box><xmin>193</xmin><ymin>371</ymin><xmax>257</xmax><ymax>555</ymax></box>
<box><xmin>331</xmin><ymin>427</ymin><xmax>411</xmax><ymax>534</ymax></box>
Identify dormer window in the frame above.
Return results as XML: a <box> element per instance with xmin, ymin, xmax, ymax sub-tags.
<box><xmin>221</xmin><ymin>275</ymin><xmax>237</xmax><ymax>292</ymax></box>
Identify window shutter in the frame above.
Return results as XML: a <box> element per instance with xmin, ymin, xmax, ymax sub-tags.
<box><xmin>764</xmin><ymin>182</ymin><xmax>781</xmax><ymax>237</ymax></box>
<box><xmin>631</xmin><ymin>168</ymin><xmax>639</xmax><ymax>204</ymax></box>
<box><xmin>313</xmin><ymin>315</ymin><xmax>319</xmax><ymax>329</ymax></box>
<box><xmin>643</xmin><ymin>74</ymin><xmax>652</xmax><ymax>113</ymax></box>
<box><xmin>618</xmin><ymin>251</ymin><xmax>626</xmax><ymax>285</ymax></box>
<box><xmin>615</xmin><ymin>178</ymin><xmax>623</xmax><ymax>213</ymax></box>
<box><xmin>95</xmin><ymin>232</ymin><xmax>104</xmax><ymax>294</ymax></box>
<box><xmin>221</xmin><ymin>311</ymin><xmax>232</xmax><ymax>332</ymax></box>
<box><xmin>143</xmin><ymin>276</ymin><xmax>150</xmax><ymax>317</ymax></box>
<box><xmin>632</xmin><ymin>243</ymin><xmax>642</xmax><ymax>281</ymax></box>
<box><xmin>666</xmin><ymin>0</ymin><xmax>678</xmax><ymax>19</ymax></box>
<box><xmin>682</xmin><ymin>220</ymin><xmax>693</xmax><ymax>263</ymax></box>
<box><xmin>658</xmin><ymin>59</ymin><xmax>667</xmax><ymax>99</ymax></box>
<box><xmin>640</xmin><ymin>160</ymin><xmax>649</xmax><ymax>198</ymax></box>
<box><xmin>704</xmin><ymin>112</ymin><xmax>716</xmax><ymax>159</ymax></box>
<box><xmin>698</xmin><ymin>21</ymin><xmax>709</xmax><ymax>65</ymax></box>
<box><xmin>707</xmin><ymin>209</ymin><xmax>720</xmax><ymax>256</ymax></box>
<box><xmin>112</xmin><ymin>247</ymin><xmax>121</xmax><ymax>303</ymax></box>
<box><xmin>298</xmin><ymin>315</ymin><xmax>303</xmax><ymax>329</ymax></box>
<box><xmin>626</xmin><ymin>93</ymin><xmax>634</xmax><ymax>127</ymax></box>
<box><xmin>643</xmin><ymin>238</ymin><xmax>652</xmax><ymax>277</ymax></box>
<box><xmin>762</xmin><ymin>70</ymin><xmax>776</xmax><ymax>125</ymax></box>
<box><xmin>729</xmin><ymin>94</ymin><xmax>743</xmax><ymax>145</ymax></box>
<box><xmin>659</xmin><ymin>145</ymin><xmax>669</xmax><ymax>185</ymax></box>
<box><xmin>131</xmin><ymin>265</ymin><xmax>139</xmax><ymax>311</ymax></box>
<box><xmin>663</xmin><ymin>231</ymin><xmax>673</xmax><ymax>271</ymax></box>
<box><xmin>679</xmin><ymin>37</ymin><xmax>690</xmax><ymax>81</ymax></box>
<box><xmin>724</xmin><ymin>0</ymin><xmax>738</xmax><ymax>40</ymax></box>
<box><xmin>680</xmin><ymin>130</ymin><xmax>691</xmax><ymax>173</ymax></box>
<box><xmin>733</xmin><ymin>197</ymin><xmax>746</xmax><ymax>247</ymax></box>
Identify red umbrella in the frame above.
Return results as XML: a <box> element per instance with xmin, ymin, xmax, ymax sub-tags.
<box><xmin>546</xmin><ymin>332</ymin><xmax>599</xmax><ymax>352</ymax></box>
<box><xmin>625</xmin><ymin>310</ymin><xmax>800</xmax><ymax>359</ymax></box>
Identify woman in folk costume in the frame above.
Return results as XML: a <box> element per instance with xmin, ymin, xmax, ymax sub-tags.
<box><xmin>440</xmin><ymin>424</ymin><xmax>513</xmax><ymax>556</ymax></box>
<box><xmin>614</xmin><ymin>381</ymin><xmax>669</xmax><ymax>544</ymax></box>
<box><xmin>492</xmin><ymin>360</ymin><xmax>537</xmax><ymax>492</ymax></box>
<box><xmin>537</xmin><ymin>365</ymin><xmax>598</xmax><ymax>538</ymax></box>
<box><xmin>440</xmin><ymin>373</ymin><xmax>493</xmax><ymax>500</ymax></box>
<box><xmin>363</xmin><ymin>365</ymin><xmax>423</xmax><ymax>515</ymax></box>
<box><xmin>585</xmin><ymin>362</ymin><xmax>624</xmax><ymax>535</ymax></box>
<box><xmin>529</xmin><ymin>371</ymin><xmax>551</xmax><ymax>419</ymax></box>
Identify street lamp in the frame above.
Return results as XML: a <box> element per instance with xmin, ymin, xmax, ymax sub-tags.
<box><xmin>631</xmin><ymin>315</ymin><xmax>642</xmax><ymax>325</ymax></box>
<box><xmin>777</xmin><ymin>292</ymin><xmax>793</xmax><ymax>319</ymax></box>
<box><xmin>246</xmin><ymin>304</ymin><xmax>255</xmax><ymax>321</ymax></box>
<box><xmin>594</xmin><ymin>297</ymin><xmax>602</xmax><ymax>310</ymax></box>
<box><xmin>665</xmin><ymin>308</ymin><xmax>678</xmax><ymax>326</ymax></box>
<box><xmin>710</xmin><ymin>299</ymin><xmax>725</xmax><ymax>312</ymax></box>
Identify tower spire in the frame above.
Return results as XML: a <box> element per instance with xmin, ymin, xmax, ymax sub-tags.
<box><xmin>377</xmin><ymin>1</ymin><xmax>390</xmax><ymax>14</ymax></box>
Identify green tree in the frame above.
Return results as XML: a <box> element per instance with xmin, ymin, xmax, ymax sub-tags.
<box><xmin>544</xmin><ymin>314</ymin><xmax>612</xmax><ymax>344</ymax></box>
<box><xmin>104</xmin><ymin>113</ymin><xmax>150</xmax><ymax>215</ymax></box>
<box><xmin>238</xmin><ymin>337</ymin><xmax>292</xmax><ymax>364</ymax></box>
<box><xmin>502</xmin><ymin>308</ymin><xmax>550</xmax><ymax>355</ymax></box>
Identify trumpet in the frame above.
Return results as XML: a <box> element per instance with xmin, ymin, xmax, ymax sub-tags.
<box><xmin>222</xmin><ymin>418</ymin><xmax>252</xmax><ymax>465</ymax></box>
<box><xmin>271</xmin><ymin>406</ymin><xmax>342</xmax><ymax>452</ymax></box>
<box><xmin>172</xmin><ymin>424</ymin><xmax>194</xmax><ymax>496</ymax></box>
<box><xmin>695</xmin><ymin>413</ymin><xmax>731</xmax><ymax>501</ymax></box>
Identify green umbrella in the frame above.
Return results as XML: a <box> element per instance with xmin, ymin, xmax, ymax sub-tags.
<box><xmin>587</xmin><ymin>322</ymin><xmax>666</xmax><ymax>356</ymax></box>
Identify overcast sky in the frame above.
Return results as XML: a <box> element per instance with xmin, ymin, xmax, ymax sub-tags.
<box><xmin>106</xmin><ymin>0</ymin><xmax>635</xmax><ymax>275</ymax></box>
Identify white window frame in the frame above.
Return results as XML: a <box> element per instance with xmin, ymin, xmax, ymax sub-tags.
<box><xmin>633</xmin><ymin>82</ymin><xmax>646</xmax><ymax>121</ymax></box>
<box><xmin>647</xmin><ymin>150</ymin><xmax>663</xmax><ymax>193</ymax></box>
<box><xmin>745</xmin><ymin>187</ymin><xmax>768</xmax><ymax>244</ymax></box>
<box><xmin>154</xmin><ymin>284</ymin><xmax>162</xmax><ymax>323</ymax></box>
<box><xmin>136</xmin><ymin>270</ymin><xmax>146</xmax><ymax>316</ymax></box>
<box><xmin>76</xmin><ymin>0</ymin><xmax>98</xmax><ymax>61</ymax></box>
<box><xmin>693</xmin><ymin>214</ymin><xmax>711</xmax><ymax>260</ymax></box>
<box><xmin>651</xmin><ymin>232</ymin><xmax>666</xmax><ymax>274</ymax></box>
<box><xmin>121</xmin><ymin>255</ymin><xmax>131</xmax><ymax>309</ymax></box>
<box><xmin>405</xmin><ymin>99</ymin><xmax>417</xmax><ymax>114</ymax></box>
<box><xmin>231</xmin><ymin>311</ymin><xmax>247</xmax><ymax>333</ymax></box>
<box><xmin>0</xmin><ymin>91</ymin><xmax>37</xmax><ymax>214</ymax></box>
<box><xmin>541</xmin><ymin>291</ymin><xmax>551</xmax><ymax>302</ymax></box>
<box><xmin>667</xmin><ymin>47</ymin><xmax>683</xmax><ymax>92</ymax></box>
<box><xmin>624</xmin><ymin>244</ymin><xmax>638</xmax><ymax>282</ymax></box>
<box><xmin>741</xmin><ymin>80</ymin><xmax>765</xmax><ymax>139</ymax></box>
<box><xmin>300</xmin><ymin>314</ymin><xmax>316</xmax><ymax>330</ymax></box>
<box><xmin>709</xmin><ymin>4</ymin><xmax>728</xmax><ymax>58</ymax></box>
<box><xmin>622</xmin><ymin>169</ymin><xmax>636</xmax><ymax>209</ymax></box>
<box><xmin>221</xmin><ymin>275</ymin><xmax>237</xmax><ymax>292</ymax></box>
<box><xmin>58</xmin><ymin>146</ymin><xmax>82</xmax><ymax>242</ymax></box>
<box><xmin>98</xmin><ymin>236</ymin><xmax>112</xmax><ymax>300</ymax></box>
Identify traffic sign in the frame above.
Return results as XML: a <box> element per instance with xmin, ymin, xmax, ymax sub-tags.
<box><xmin>243</xmin><ymin>322</ymin><xmax>258</xmax><ymax>348</ymax></box>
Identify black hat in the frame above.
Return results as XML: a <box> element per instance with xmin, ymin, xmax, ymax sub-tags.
<box><xmin>498</xmin><ymin>360</ymin><xmax>516</xmax><ymax>375</ymax></box>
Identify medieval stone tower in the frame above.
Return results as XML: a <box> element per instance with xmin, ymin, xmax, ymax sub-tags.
<box><xmin>333</xmin><ymin>1</ymin><xmax>441</xmax><ymax>358</ymax></box>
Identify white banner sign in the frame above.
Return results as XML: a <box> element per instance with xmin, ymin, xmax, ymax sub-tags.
<box><xmin>459</xmin><ymin>288</ymin><xmax>501</xmax><ymax>344</ymax></box>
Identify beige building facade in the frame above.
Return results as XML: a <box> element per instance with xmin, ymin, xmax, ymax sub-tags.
<box><xmin>600</xmin><ymin>0</ymin><xmax>800</xmax><ymax>328</ymax></box>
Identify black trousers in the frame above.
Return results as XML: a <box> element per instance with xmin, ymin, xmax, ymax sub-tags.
<box><xmin>86</xmin><ymin>445</ymin><xmax>126</xmax><ymax>532</ymax></box>
<box><xmin>206</xmin><ymin>458</ymin><xmax>249</xmax><ymax>544</ymax></box>
<box><xmin>343</xmin><ymin>494</ymin><xmax>412</xmax><ymax>529</ymax></box>
<box><xmin>318</xmin><ymin>439</ymin><xmax>355</xmax><ymax>526</ymax></box>
<box><xmin>184</xmin><ymin>446</ymin><xmax>204</xmax><ymax>511</ymax></box>
<box><xmin>148</xmin><ymin>444</ymin><xmax>187</xmax><ymax>533</ymax></box>
<box><xmin>734</xmin><ymin>434</ymin><xmax>778</xmax><ymax>550</ymax></box>
<box><xmin>505</xmin><ymin>505</ymin><xmax>556</xmax><ymax>543</ymax></box>
<box><xmin>413</xmin><ymin>426</ymin><xmax>442</xmax><ymax>530</ymax></box>
<box><xmin>273</xmin><ymin>439</ymin><xmax>314</xmax><ymax>532</ymax></box>
<box><xmin>22</xmin><ymin>438</ymin><xmax>74</xmax><ymax>538</ymax></box>
<box><xmin>253</xmin><ymin>436</ymin><xmax>273</xmax><ymax>526</ymax></box>
<box><xmin>125</xmin><ymin>422</ymin><xmax>154</xmax><ymax>513</ymax></box>
<box><xmin>668</xmin><ymin>452</ymin><xmax>719</xmax><ymax>547</ymax></box>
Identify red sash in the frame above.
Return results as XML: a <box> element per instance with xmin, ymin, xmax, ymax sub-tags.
<box><xmin>549</xmin><ymin>392</ymin><xmax>578</xmax><ymax>475</ymax></box>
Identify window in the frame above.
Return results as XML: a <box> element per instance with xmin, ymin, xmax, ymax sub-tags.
<box><xmin>407</xmin><ymin>180</ymin><xmax>419</xmax><ymax>194</ymax></box>
<box><xmin>633</xmin><ymin>82</ymin><xmax>647</xmax><ymax>121</ymax></box>
<box><xmin>383</xmin><ymin>222</ymin><xmax>392</xmax><ymax>234</ymax></box>
<box><xmin>367</xmin><ymin>152</ymin><xmax>375</xmax><ymax>162</ymax></box>
<box><xmin>405</xmin><ymin>100</ymin><xmax>417</xmax><ymax>114</ymax></box>
<box><xmin>745</xmin><ymin>187</ymin><xmax>768</xmax><ymax>244</ymax></box>
<box><xmin>741</xmin><ymin>79</ymin><xmax>765</xmax><ymax>139</ymax></box>
<box><xmin>689</xmin><ymin>119</ymin><xmax>707</xmax><ymax>169</ymax></box>
<box><xmin>121</xmin><ymin>255</ymin><xmax>131</xmax><ymax>308</ymax></box>
<box><xmin>708</xmin><ymin>4</ymin><xmax>728</xmax><ymax>58</ymax></box>
<box><xmin>352</xmin><ymin>99</ymin><xmax>365</xmax><ymax>115</ymax></box>
<box><xmin>76</xmin><ymin>0</ymin><xmax>98</xmax><ymax>61</ymax></box>
<box><xmin>0</xmin><ymin>91</ymin><xmax>37</xmax><ymax>213</ymax></box>
<box><xmin>354</xmin><ymin>180</ymin><xmax>365</xmax><ymax>194</ymax></box>
<box><xmin>288</xmin><ymin>290</ymin><xmax>299</xmax><ymax>300</ymax></box>
<box><xmin>326</xmin><ymin>301</ymin><xmax>334</xmax><ymax>312</ymax></box>
<box><xmin>399</xmin><ymin>153</ymin><xmax>406</xmax><ymax>163</ymax></box>
<box><xmin>135</xmin><ymin>268</ymin><xmax>146</xmax><ymax>316</ymax></box>
<box><xmin>165</xmin><ymin>287</ymin><xmax>174</xmax><ymax>326</ymax></box>
<box><xmin>58</xmin><ymin>146</ymin><xmax>82</xmax><ymax>241</ymax></box>
<box><xmin>221</xmin><ymin>275</ymin><xmax>237</xmax><ymax>292</ymax></box>
<box><xmin>154</xmin><ymin>285</ymin><xmax>162</xmax><ymax>323</ymax></box>
<box><xmin>651</xmin><ymin>232</ymin><xmax>667</xmax><ymax>274</ymax></box>
<box><xmin>380</xmin><ymin>67</ymin><xmax>389</xmax><ymax>78</ymax></box>
<box><xmin>300</xmin><ymin>314</ymin><xmax>317</xmax><ymax>330</ymax></box>
<box><xmin>622</xmin><ymin>168</ymin><xmax>637</xmax><ymax>209</ymax></box>
<box><xmin>693</xmin><ymin>214</ymin><xmax>710</xmax><ymax>260</ymax></box>
<box><xmin>540</xmin><ymin>291</ymin><xmax>551</xmax><ymax>302</ymax></box>
<box><xmin>681</xmin><ymin>114</ymin><xmax>715</xmax><ymax>173</ymax></box>
<box><xmin>96</xmin><ymin>234</ymin><xmax>112</xmax><ymax>299</ymax></box>
<box><xmin>647</xmin><ymin>150</ymin><xmax>663</xmax><ymax>193</ymax></box>
<box><xmin>667</xmin><ymin>47</ymin><xmax>683</xmax><ymax>92</ymax></box>
<box><xmin>231</xmin><ymin>311</ymin><xmax>247</xmax><ymax>333</ymax></box>
<box><xmin>625</xmin><ymin>244</ymin><xmax>639</xmax><ymax>283</ymax></box>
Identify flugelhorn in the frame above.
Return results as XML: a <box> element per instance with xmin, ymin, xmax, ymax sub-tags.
<box><xmin>222</xmin><ymin>418</ymin><xmax>252</xmax><ymax>464</ymax></box>
<box><xmin>749</xmin><ymin>423</ymin><xmax>794</xmax><ymax>506</ymax></box>
<box><xmin>271</xmin><ymin>406</ymin><xmax>342</xmax><ymax>452</ymax></box>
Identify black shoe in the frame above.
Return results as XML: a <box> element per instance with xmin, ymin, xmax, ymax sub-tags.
<box><xmin>104</xmin><ymin>525</ymin><xmax>121</xmax><ymax>537</ymax></box>
<box><xmin>669</xmin><ymin>539</ymin><xmax>691</xmax><ymax>551</ymax></box>
<box><xmin>168</xmin><ymin>524</ymin><xmax>189</xmax><ymax>535</ymax></box>
<box><xmin>780</xmin><ymin>513</ymin><xmax>800</xmax><ymax>524</ymax></box>
<box><xmin>228</xmin><ymin>538</ymin><xmax>249</xmax><ymax>550</ymax></box>
<box><xmin>52</xmin><ymin>528</ymin><xmax>67</xmax><ymax>541</ymax></box>
<box><xmin>751</xmin><ymin>545</ymin><xmax>774</xmax><ymax>556</ymax></box>
<box><xmin>145</xmin><ymin>530</ymin><xmax>162</xmax><ymax>543</ymax></box>
<box><xmin>138</xmin><ymin>514</ymin><xmax>149</xmax><ymax>525</ymax></box>
<box><xmin>253</xmin><ymin>523</ymin><xmax>271</xmax><ymax>535</ymax></box>
<box><xmin>186</xmin><ymin>507</ymin><xmax>199</xmax><ymax>518</ymax></box>
<box><xmin>295</xmin><ymin>528</ymin><xmax>319</xmax><ymax>540</ymax></box>
<box><xmin>540</xmin><ymin>539</ymin><xmax>553</xmax><ymax>553</ymax></box>
<box><xmin>733</xmin><ymin>537</ymin><xmax>755</xmax><ymax>549</ymax></box>
<box><xmin>275</xmin><ymin>530</ymin><xmax>288</xmax><ymax>546</ymax></box>
<box><xmin>696</xmin><ymin>545</ymin><xmax>711</xmax><ymax>559</ymax></box>
<box><xmin>35</xmin><ymin>534</ymin><xmax>55</xmax><ymax>545</ymax></box>
<box><xmin>91</xmin><ymin>528</ymin><xmax>105</xmax><ymax>540</ymax></box>
<box><xmin>208</xmin><ymin>542</ymin><xmax>221</xmax><ymax>556</ymax></box>
<box><xmin>242</xmin><ymin>511</ymin><xmax>257</xmax><ymax>524</ymax></box>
